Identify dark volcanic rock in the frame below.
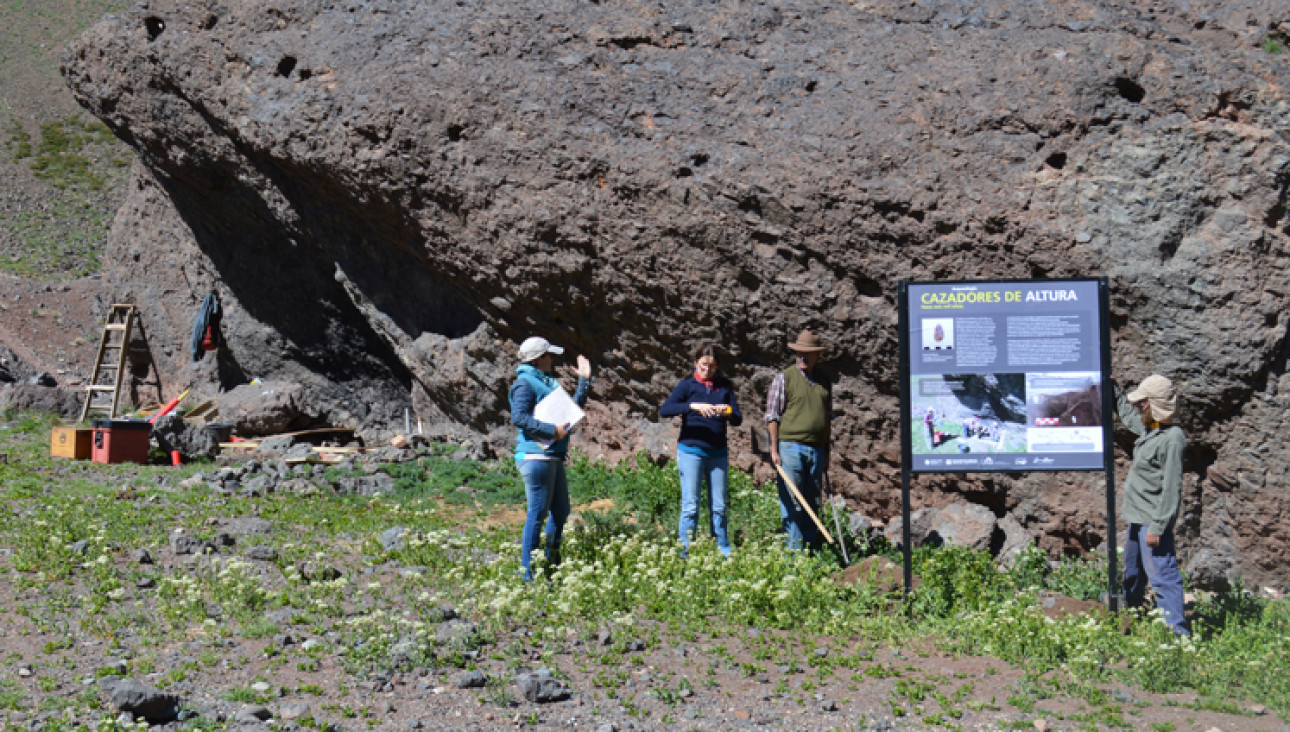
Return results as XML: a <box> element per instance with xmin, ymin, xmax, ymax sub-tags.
<box><xmin>215</xmin><ymin>381</ymin><xmax>312</xmax><ymax>436</ymax></box>
<box><xmin>170</xmin><ymin>533</ymin><xmax>215</xmax><ymax>556</ymax></box>
<box><xmin>435</xmin><ymin>619</ymin><xmax>479</xmax><ymax>649</ymax></box>
<box><xmin>61</xmin><ymin>0</ymin><xmax>1290</xmax><ymax>587</ymax></box>
<box><xmin>885</xmin><ymin>504</ymin><xmax>997</xmax><ymax>552</ymax></box>
<box><xmin>452</xmin><ymin>670</ymin><xmax>487</xmax><ymax>689</ymax></box>
<box><xmin>516</xmin><ymin>668</ymin><xmax>569</xmax><ymax>704</ymax></box>
<box><xmin>0</xmin><ymin>346</ymin><xmax>25</xmax><ymax>384</ymax></box>
<box><xmin>0</xmin><ymin>383</ymin><xmax>83</xmax><ymax>419</ymax></box>
<box><xmin>107</xmin><ymin>678</ymin><xmax>181</xmax><ymax>724</ymax></box>
<box><xmin>152</xmin><ymin>412</ymin><xmax>220</xmax><ymax>459</ymax></box>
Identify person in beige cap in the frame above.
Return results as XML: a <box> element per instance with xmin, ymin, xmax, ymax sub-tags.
<box><xmin>765</xmin><ymin>330</ymin><xmax>833</xmax><ymax>550</ymax></box>
<box><xmin>1113</xmin><ymin>373</ymin><xmax>1189</xmax><ymax>634</ymax></box>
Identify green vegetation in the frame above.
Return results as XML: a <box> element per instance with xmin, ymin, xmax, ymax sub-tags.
<box><xmin>1262</xmin><ymin>35</ymin><xmax>1285</xmax><ymax>54</ymax></box>
<box><xmin>5</xmin><ymin>113</ymin><xmax>128</xmax><ymax>193</ymax></box>
<box><xmin>5</xmin><ymin>118</ymin><xmax>32</xmax><ymax>159</ymax></box>
<box><xmin>0</xmin><ymin>0</ymin><xmax>137</xmax><ymax>281</ymax></box>
<box><xmin>25</xmin><ymin>114</ymin><xmax>121</xmax><ymax>190</ymax></box>
<box><xmin>379</xmin><ymin>445</ymin><xmax>523</xmax><ymax>506</ymax></box>
<box><xmin>0</xmin><ymin>197</ymin><xmax>110</xmax><ymax>277</ymax></box>
<box><xmin>1</xmin><ymin>408</ymin><xmax>1287</xmax><ymax>727</ymax></box>
<box><xmin>1</xmin><ymin>115</ymin><xmax>129</xmax><ymax>279</ymax></box>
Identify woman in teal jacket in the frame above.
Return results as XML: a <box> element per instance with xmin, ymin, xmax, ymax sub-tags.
<box><xmin>510</xmin><ymin>336</ymin><xmax>592</xmax><ymax>581</ymax></box>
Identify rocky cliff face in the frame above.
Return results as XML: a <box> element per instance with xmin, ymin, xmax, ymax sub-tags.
<box><xmin>62</xmin><ymin>0</ymin><xmax>1290</xmax><ymax>589</ymax></box>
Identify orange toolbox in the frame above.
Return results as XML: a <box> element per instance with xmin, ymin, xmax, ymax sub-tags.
<box><xmin>91</xmin><ymin>419</ymin><xmax>152</xmax><ymax>465</ymax></box>
<box><xmin>50</xmin><ymin>427</ymin><xmax>93</xmax><ymax>459</ymax></box>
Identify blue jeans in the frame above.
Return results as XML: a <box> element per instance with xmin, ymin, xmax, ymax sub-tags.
<box><xmin>1124</xmin><ymin>524</ymin><xmax>1189</xmax><ymax>635</ymax></box>
<box><xmin>517</xmin><ymin>458</ymin><xmax>569</xmax><ymax>581</ymax></box>
<box><xmin>677</xmin><ymin>450</ymin><xmax>731</xmax><ymax>556</ymax></box>
<box><xmin>777</xmin><ymin>442</ymin><xmax>826</xmax><ymax>551</ymax></box>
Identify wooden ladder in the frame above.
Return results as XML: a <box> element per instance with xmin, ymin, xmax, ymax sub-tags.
<box><xmin>79</xmin><ymin>304</ymin><xmax>137</xmax><ymax>422</ymax></box>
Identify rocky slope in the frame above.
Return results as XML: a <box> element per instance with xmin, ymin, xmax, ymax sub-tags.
<box><xmin>58</xmin><ymin>0</ymin><xmax>1290</xmax><ymax>588</ymax></box>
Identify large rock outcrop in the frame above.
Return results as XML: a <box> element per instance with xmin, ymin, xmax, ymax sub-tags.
<box><xmin>62</xmin><ymin>0</ymin><xmax>1290</xmax><ymax>588</ymax></box>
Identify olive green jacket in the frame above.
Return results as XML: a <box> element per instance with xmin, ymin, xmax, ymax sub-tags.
<box><xmin>1114</xmin><ymin>384</ymin><xmax>1186</xmax><ymax>535</ymax></box>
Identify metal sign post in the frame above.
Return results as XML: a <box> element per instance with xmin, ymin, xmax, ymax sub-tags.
<box><xmin>1097</xmin><ymin>279</ymin><xmax>1119</xmax><ymax>612</ymax></box>
<box><xmin>897</xmin><ymin>281</ymin><xmax>915</xmax><ymax>594</ymax></box>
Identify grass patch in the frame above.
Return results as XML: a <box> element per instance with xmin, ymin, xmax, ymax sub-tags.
<box><xmin>19</xmin><ymin>114</ymin><xmax>118</xmax><ymax>191</ymax></box>
<box><xmin>1</xmin><ymin>111</ymin><xmax>131</xmax><ymax>280</ymax></box>
<box><xmin>5</xmin><ymin>117</ymin><xmax>32</xmax><ymax>159</ymax></box>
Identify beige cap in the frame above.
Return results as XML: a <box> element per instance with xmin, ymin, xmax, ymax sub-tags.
<box><xmin>1127</xmin><ymin>374</ymin><xmax>1178</xmax><ymax>423</ymax></box>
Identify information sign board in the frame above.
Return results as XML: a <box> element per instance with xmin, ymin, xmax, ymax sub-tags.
<box><xmin>900</xmin><ymin>279</ymin><xmax>1111</xmax><ymax>473</ymax></box>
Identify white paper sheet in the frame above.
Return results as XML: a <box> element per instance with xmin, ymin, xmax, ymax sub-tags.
<box><xmin>533</xmin><ymin>386</ymin><xmax>585</xmax><ymax>447</ymax></box>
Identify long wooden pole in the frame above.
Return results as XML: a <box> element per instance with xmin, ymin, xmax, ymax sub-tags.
<box><xmin>775</xmin><ymin>463</ymin><xmax>834</xmax><ymax>545</ymax></box>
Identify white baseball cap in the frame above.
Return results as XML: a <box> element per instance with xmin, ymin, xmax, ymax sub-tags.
<box><xmin>518</xmin><ymin>336</ymin><xmax>564</xmax><ymax>363</ymax></box>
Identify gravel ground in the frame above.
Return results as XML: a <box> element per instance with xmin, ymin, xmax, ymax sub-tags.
<box><xmin>0</xmin><ymin>447</ymin><xmax>1283</xmax><ymax>732</ymax></box>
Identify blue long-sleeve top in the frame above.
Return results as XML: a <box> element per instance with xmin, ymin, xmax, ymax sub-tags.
<box><xmin>509</xmin><ymin>365</ymin><xmax>592</xmax><ymax>457</ymax></box>
<box><xmin>659</xmin><ymin>374</ymin><xmax>743</xmax><ymax>453</ymax></box>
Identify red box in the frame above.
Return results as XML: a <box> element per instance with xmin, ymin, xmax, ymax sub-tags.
<box><xmin>92</xmin><ymin>420</ymin><xmax>152</xmax><ymax>465</ymax></box>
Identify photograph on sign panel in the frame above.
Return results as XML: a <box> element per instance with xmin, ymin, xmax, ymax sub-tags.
<box><xmin>909</xmin><ymin>374</ymin><xmax>1028</xmax><ymax>455</ymax></box>
<box><xmin>1024</xmin><ymin>372</ymin><xmax>1104</xmax><ymax>454</ymax></box>
<box><xmin>921</xmin><ymin>317</ymin><xmax>955</xmax><ymax>351</ymax></box>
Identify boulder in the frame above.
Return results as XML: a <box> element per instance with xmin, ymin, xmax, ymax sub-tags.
<box><xmin>847</xmin><ymin>512</ymin><xmax>876</xmax><ymax>540</ymax></box>
<box><xmin>995</xmin><ymin>514</ymin><xmax>1033</xmax><ymax>570</ymax></box>
<box><xmin>245</xmin><ymin>545</ymin><xmax>278</xmax><ymax>562</ymax></box>
<box><xmin>151</xmin><ymin>412</ymin><xmax>220</xmax><ymax>459</ymax></box>
<box><xmin>170</xmin><ymin>533</ymin><xmax>215</xmax><ymax>556</ymax></box>
<box><xmin>296</xmin><ymin>562</ymin><xmax>341</xmax><ymax>583</ymax></box>
<box><xmin>0</xmin><ymin>346</ymin><xmax>23</xmax><ymax>384</ymax></box>
<box><xmin>452</xmin><ymin>670</ymin><xmax>487</xmax><ymax>689</ymax></box>
<box><xmin>60</xmin><ymin>0</ymin><xmax>1290</xmax><ymax>587</ymax></box>
<box><xmin>107</xmin><ymin>679</ymin><xmax>182</xmax><ymax>724</ymax></box>
<box><xmin>885</xmin><ymin>503</ymin><xmax>997</xmax><ymax>552</ymax></box>
<box><xmin>515</xmin><ymin>669</ymin><xmax>569</xmax><ymax>703</ymax></box>
<box><xmin>379</xmin><ymin>526</ymin><xmax>411</xmax><ymax>552</ymax></box>
<box><xmin>0</xmin><ymin>384</ymin><xmax>83</xmax><ymax>419</ymax></box>
<box><xmin>435</xmin><ymin>619</ymin><xmax>479</xmax><ymax>648</ymax></box>
<box><xmin>215</xmin><ymin>381</ymin><xmax>311</xmax><ymax>436</ymax></box>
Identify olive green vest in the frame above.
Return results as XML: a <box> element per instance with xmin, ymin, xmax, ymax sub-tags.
<box><xmin>778</xmin><ymin>365</ymin><xmax>831</xmax><ymax>446</ymax></box>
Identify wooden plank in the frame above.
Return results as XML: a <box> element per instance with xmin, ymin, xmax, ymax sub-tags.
<box><xmin>275</xmin><ymin>427</ymin><xmax>356</xmax><ymax>439</ymax></box>
<box><xmin>182</xmin><ymin>401</ymin><xmax>219</xmax><ymax>424</ymax></box>
<box><xmin>183</xmin><ymin>399</ymin><xmax>214</xmax><ymax>417</ymax></box>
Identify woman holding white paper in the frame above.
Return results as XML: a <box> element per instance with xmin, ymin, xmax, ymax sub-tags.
<box><xmin>509</xmin><ymin>336</ymin><xmax>593</xmax><ymax>582</ymax></box>
<box><xmin>659</xmin><ymin>344</ymin><xmax>742</xmax><ymax>556</ymax></box>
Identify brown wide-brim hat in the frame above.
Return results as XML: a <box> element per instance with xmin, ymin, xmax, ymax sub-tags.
<box><xmin>787</xmin><ymin>329</ymin><xmax>825</xmax><ymax>353</ymax></box>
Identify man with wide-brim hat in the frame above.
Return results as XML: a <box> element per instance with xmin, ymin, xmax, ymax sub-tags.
<box><xmin>765</xmin><ymin>329</ymin><xmax>833</xmax><ymax>551</ymax></box>
<box><xmin>1113</xmin><ymin>373</ymin><xmax>1189</xmax><ymax>634</ymax></box>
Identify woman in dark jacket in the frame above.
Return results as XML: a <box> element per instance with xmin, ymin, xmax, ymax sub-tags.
<box><xmin>659</xmin><ymin>344</ymin><xmax>743</xmax><ymax>556</ymax></box>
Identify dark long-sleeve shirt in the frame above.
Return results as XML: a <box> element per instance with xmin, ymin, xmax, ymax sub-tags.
<box><xmin>659</xmin><ymin>375</ymin><xmax>743</xmax><ymax>452</ymax></box>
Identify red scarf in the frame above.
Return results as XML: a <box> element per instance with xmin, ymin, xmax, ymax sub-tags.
<box><xmin>694</xmin><ymin>371</ymin><xmax>715</xmax><ymax>392</ymax></box>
